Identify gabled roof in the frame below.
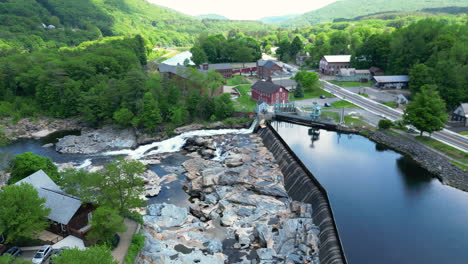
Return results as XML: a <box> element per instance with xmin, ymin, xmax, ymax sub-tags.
<box><xmin>202</xmin><ymin>63</ymin><xmax>232</xmax><ymax>70</ymax></box>
<box><xmin>16</xmin><ymin>170</ymin><xmax>61</xmax><ymax>191</ymax></box>
<box><xmin>460</xmin><ymin>103</ymin><xmax>468</xmax><ymax>115</ymax></box>
<box><xmin>15</xmin><ymin>170</ymin><xmax>82</xmax><ymax>225</ymax></box>
<box><xmin>323</xmin><ymin>55</ymin><xmax>351</xmax><ymax>63</ymax></box>
<box><xmin>258</xmin><ymin>60</ymin><xmax>284</xmax><ymax>69</ymax></box>
<box><xmin>373</xmin><ymin>75</ymin><xmax>409</xmax><ymax>83</ymax></box>
<box><xmin>252</xmin><ymin>80</ymin><xmax>286</xmax><ymax>94</ymax></box>
<box><xmin>158</xmin><ymin>64</ymin><xmax>191</xmax><ymax>79</ymax></box>
<box><xmin>38</xmin><ymin>188</ymin><xmax>82</xmax><ymax>225</ymax></box>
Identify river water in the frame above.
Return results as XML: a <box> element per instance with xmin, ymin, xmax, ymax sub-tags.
<box><xmin>272</xmin><ymin>121</ymin><xmax>468</xmax><ymax>264</ymax></box>
<box><xmin>2</xmin><ymin>123</ymin><xmax>468</xmax><ymax>264</ymax></box>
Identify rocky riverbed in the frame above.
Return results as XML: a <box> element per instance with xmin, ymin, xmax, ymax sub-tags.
<box><xmin>138</xmin><ymin>134</ymin><xmax>320</xmax><ymax>264</ymax></box>
<box><xmin>1</xmin><ymin>117</ymin><xmax>82</xmax><ymax>141</ymax></box>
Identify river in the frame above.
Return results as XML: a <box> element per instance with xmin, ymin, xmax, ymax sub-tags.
<box><xmin>272</xmin><ymin>121</ymin><xmax>468</xmax><ymax>264</ymax></box>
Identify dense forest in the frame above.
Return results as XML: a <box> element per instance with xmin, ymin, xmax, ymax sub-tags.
<box><xmin>0</xmin><ymin>0</ymin><xmax>274</xmax><ymax>55</ymax></box>
<box><xmin>190</xmin><ymin>33</ymin><xmax>262</xmax><ymax>64</ymax></box>
<box><xmin>281</xmin><ymin>0</ymin><xmax>468</xmax><ymax>26</ymax></box>
<box><xmin>260</xmin><ymin>16</ymin><xmax>467</xmax><ymax>109</ymax></box>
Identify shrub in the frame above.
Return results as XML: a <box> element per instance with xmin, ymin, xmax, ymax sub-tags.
<box><xmin>9</xmin><ymin>152</ymin><xmax>60</xmax><ymax>184</ymax></box>
<box><xmin>124</xmin><ymin>233</ymin><xmax>145</xmax><ymax>264</ymax></box>
<box><xmin>378</xmin><ymin>119</ymin><xmax>393</xmax><ymax>130</ymax></box>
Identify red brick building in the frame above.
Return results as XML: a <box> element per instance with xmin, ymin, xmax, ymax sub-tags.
<box><xmin>319</xmin><ymin>55</ymin><xmax>352</xmax><ymax>75</ymax></box>
<box><xmin>251</xmin><ymin>80</ymin><xmax>289</xmax><ymax>104</ymax></box>
<box><xmin>199</xmin><ymin>63</ymin><xmax>233</xmax><ymax>79</ymax></box>
<box><xmin>257</xmin><ymin>60</ymin><xmax>284</xmax><ymax>80</ymax></box>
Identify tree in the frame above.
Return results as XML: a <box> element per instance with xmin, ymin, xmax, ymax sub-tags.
<box><xmin>51</xmin><ymin>246</ymin><xmax>117</xmax><ymax>264</ymax></box>
<box><xmin>409</xmin><ymin>64</ymin><xmax>434</xmax><ymax>94</ymax></box>
<box><xmin>98</xmin><ymin>159</ymin><xmax>146</xmax><ymax>213</ymax></box>
<box><xmin>60</xmin><ymin>159</ymin><xmax>145</xmax><ymax>214</ymax></box>
<box><xmin>0</xmin><ymin>184</ymin><xmax>50</xmax><ymax>244</ymax></box>
<box><xmin>113</xmin><ymin>107</ymin><xmax>134</xmax><ymax>127</ymax></box>
<box><xmin>204</xmin><ymin>70</ymin><xmax>224</xmax><ymax>97</ymax></box>
<box><xmin>294</xmin><ymin>81</ymin><xmax>304</xmax><ymax>98</ymax></box>
<box><xmin>403</xmin><ymin>85</ymin><xmax>448</xmax><ymax>136</ymax></box>
<box><xmin>0</xmin><ymin>255</ymin><xmax>30</xmax><ymax>264</ymax></box>
<box><xmin>190</xmin><ymin>46</ymin><xmax>208</xmax><ymax>65</ymax></box>
<box><xmin>87</xmin><ymin>207</ymin><xmax>126</xmax><ymax>245</ymax></box>
<box><xmin>293</xmin><ymin>71</ymin><xmax>319</xmax><ymax>92</ymax></box>
<box><xmin>214</xmin><ymin>93</ymin><xmax>234</xmax><ymax>120</ymax></box>
<box><xmin>378</xmin><ymin>119</ymin><xmax>393</xmax><ymax>130</ymax></box>
<box><xmin>290</xmin><ymin>36</ymin><xmax>304</xmax><ymax>57</ymax></box>
<box><xmin>232</xmin><ymin>46</ymin><xmax>255</xmax><ymax>68</ymax></box>
<box><xmin>139</xmin><ymin>92</ymin><xmax>161</xmax><ymax>130</ymax></box>
<box><xmin>9</xmin><ymin>152</ymin><xmax>59</xmax><ymax>184</ymax></box>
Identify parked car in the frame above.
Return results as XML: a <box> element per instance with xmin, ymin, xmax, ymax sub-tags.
<box><xmin>112</xmin><ymin>234</ymin><xmax>120</xmax><ymax>249</ymax></box>
<box><xmin>32</xmin><ymin>245</ymin><xmax>52</xmax><ymax>264</ymax></box>
<box><xmin>324</xmin><ymin>102</ymin><xmax>332</xmax><ymax>107</ymax></box>
<box><xmin>319</xmin><ymin>95</ymin><xmax>326</xmax><ymax>99</ymax></box>
<box><xmin>49</xmin><ymin>247</ymin><xmax>69</xmax><ymax>264</ymax></box>
<box><xmin>2</xmin><ymin>246</ymin><xmax>21</xmax><ymax>257</ymax></box>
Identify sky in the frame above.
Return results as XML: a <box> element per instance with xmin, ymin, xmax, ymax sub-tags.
<box><xmin>147</xmin><ymin>0</ymin><xmax>337</xmax><ymax>20</ymax></box>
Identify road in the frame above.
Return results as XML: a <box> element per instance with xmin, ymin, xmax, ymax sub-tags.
<box><xmin>321</xmin><ymin>80</ymin><xmax>468</xmax><ymax>152</ymax></box>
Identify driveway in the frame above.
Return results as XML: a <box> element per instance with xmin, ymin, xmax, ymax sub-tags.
<box><xmin>112</xmin><ymin>218</ymin><xmax>139</xmax><ymax>264</ymax></box>
<box><xmin>340</xmin><ymin>86</ymin><xmax>399</xmax><ymax>103</ymax></box>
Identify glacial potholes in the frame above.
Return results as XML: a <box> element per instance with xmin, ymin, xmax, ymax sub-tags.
<box><xmin>138</xmin><ymin>133</ymin><xmax>321</xmax><ymax>264</ymax></box>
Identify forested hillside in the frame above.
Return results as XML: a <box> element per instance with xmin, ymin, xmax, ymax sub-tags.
<box><xmin>0</xmin><ymin>0</ymin><xmax>273</xmax><ymax>56</ymax></box>
<box><xmin>283</xmin><ymin>0</ymin><xmax>468</xmax><ymax>26</ymax></box>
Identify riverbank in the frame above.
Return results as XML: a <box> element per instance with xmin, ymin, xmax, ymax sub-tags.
<box><xmin>138</xmin><ymin>133</ymin><xmax>320</xmax><ymax>263</ymax></box>
<box><xmin>362</xmin><ymin>129</ymin><xmax>468</xmax><ymax>192</ymax></box>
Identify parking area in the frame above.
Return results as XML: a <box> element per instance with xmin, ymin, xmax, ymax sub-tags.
<box><xmin>340</xmin><ymin>86</ymin><xmax>403</xmax><ymax>103</ymax></box>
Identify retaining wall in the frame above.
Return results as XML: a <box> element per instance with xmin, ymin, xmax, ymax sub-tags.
<box><xmin>258</xmin><ymin>123</ymin><xmax>347</xmax><ymax>264</ymax></box>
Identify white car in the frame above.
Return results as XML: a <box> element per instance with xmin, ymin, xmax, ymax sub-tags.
<box><xmin>32</xmin><ymin>245</ymin><xmax>52</xmax><ymax>264</ymax></box>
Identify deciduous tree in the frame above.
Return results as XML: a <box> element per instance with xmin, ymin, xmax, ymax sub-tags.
<box><xmin>403</xmin><ymin>85</ymin><xmax>448</xmax><ymax>136</ymax></box>
<box><xmin>9</xmin><ymin>152</ymin><xmax>59</xmax><ymax>184</ymax></box>
<box><xmin>0</xmin><ymin>184</ymin><xmax>50</xmax><ymax>244</ymax></box>
<box><xmin>51</xmin><ymin>246</ymin><xmax>117</xmax><ymax>264</ymax></box>
<box><xmin>87</xmin><ymin>207</ymin><xmax>126</xmax><ymax>245</ymax></box>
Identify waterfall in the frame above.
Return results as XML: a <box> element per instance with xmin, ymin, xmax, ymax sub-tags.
<box><xmin>104</xmin><ymin>123</ymin><xmax>256</xmax><ymax>159</ymax></box>
<box><xmin>76</xmin><ymin>158</ymin><xmax>92</xmax><ymax>169</ymax></box>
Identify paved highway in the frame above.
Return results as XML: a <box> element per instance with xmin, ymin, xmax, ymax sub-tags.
<box><xmin>321</xmin><ymin>80</ymin><xmax>468</xmax><ymax>152</ymax></box>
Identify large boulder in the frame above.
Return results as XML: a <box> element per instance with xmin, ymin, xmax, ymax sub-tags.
<box><xmin>55</xmin><ymin>126</ymin><xmax>137</xmax><ymax>154</ymax></box>
<box><xmin>144</xmin><ymin>203</ymin><xmax>188</xmax><ymax>228</ymax></box>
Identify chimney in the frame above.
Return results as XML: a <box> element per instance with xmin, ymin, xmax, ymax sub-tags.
<box><xmin>202</xmin><ymin>63</ymin><xmax>209</xmax><ymax>70</ymax></box>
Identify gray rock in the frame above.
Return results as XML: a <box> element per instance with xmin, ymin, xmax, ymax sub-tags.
<box><xmin>224</xmin><ymin>153</ymin><xmax>244</xmax><ymax>167</ymax></box>
<box><xmin>55</xmin><ymin>126</ymin><xmax>137</xmax><ymax>154</ymax></box>
<box><xmin>256</xmin><ymin>248</ymin><xmax>276</xmax><ymax>261</ymax></box>
<box><xmin>201</xmin><ymin>167</ymin><xmax>224</xmax><ymax>187</ymax></box>
<box><xmin>42</xmin><ymin>143</ymin><xmax>54</xmax><ymax>148</ymax></box>
<box><xmin>145</xmin><ymin>203</ymin><xmax>188</xmax><ymax>228</ymax></box>
<box><xmin>206</xmin><ymin>239</ymin><xmax>223</xmax><ymax>253</ymax></box>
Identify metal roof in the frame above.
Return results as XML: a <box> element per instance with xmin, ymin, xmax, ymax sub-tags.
<box><xmin>38</xmin><ymin>188</ymin><xmax>82</xmax><ymax>225</ymax></box>
<box><xmin>161</xmin><ymin>51</ymin><xmax>195</xmax><ymax>66</ymax></box>
<box><xmin>16</xmin><ymin>170</ymin><xmax>61</xmax><ymax>191</ymax></box>
<box><xmin>373</xmin><ymin>75</ymin><xmax>409</xmax><ymax>83</ymax></box>
<box><xmin>258</xmin><ymin>60</ymin><xmax>284</xmax><ymax>69</ymax></box>
<box><xmin>16</xmin><ymin>170</ymin><xmax>82</xmax><ymax>225</ymax></box>
<box><xmin>200</xmin><ymin>63</ymin><xmax>232</xmax><ymax>71</ymax></box>
<box><xmin>461</xmin><ymin>103</ymin><xmax>468</xmax><ymax>114</ymax></box>
<box><xmin>323</xmin><ymin>55</ymin><xmax>351</xmax><ymax>63</ymax></box>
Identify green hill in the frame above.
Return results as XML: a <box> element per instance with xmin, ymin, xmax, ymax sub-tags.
<box><xmin>0</xmin><ymin>0</ymin><xmax>274</xmax><ymax>55</ymax></box>
<box><xmin>259</xmin><ymin>14</ymin><xmax>299</xmax><ymax>24</ymax></box>
<box><xmin>197</xmin><ymin>14</ymin><xmax>230</xmax><ymax>20</ymax></box>
<box><xmin>282</xmin><ymin>0</ymin><xmax>468</xmax><ymax>26</ymax></box>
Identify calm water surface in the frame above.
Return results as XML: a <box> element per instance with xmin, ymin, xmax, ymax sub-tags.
<box><xmin>273</xmin><ymin>121</ymin><xmax>468</xmax><ymax>264</ymax></box>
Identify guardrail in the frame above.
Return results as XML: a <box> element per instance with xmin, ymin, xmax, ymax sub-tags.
<box><xmin>257</xmin><ymin>122</ymin><xmax>348</xmax><ymax>264</ymax></box>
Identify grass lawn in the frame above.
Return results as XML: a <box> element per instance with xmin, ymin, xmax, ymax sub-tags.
<box><xmin>329</xmin><ymin>81</ymin><xmax>371</xmax><ymax>87</ymax></box>
<box><xmin>234</xmin><ymin>84</ymin><xmax>256</xmax><ymax>112</ymax></box>
<box><xmin>226</xmin><ymin>76</ymin><xmax>249</xmax><ymax>86</ymax></box>
<box><xmin>382</xmin><ymin>101</ymin><xmax>398</xmax><ymax>108</ymax></box>
<box><xmin>321</xmin><ymin>111</ymin><xmax>340</xmax><ymax>122</ymax></box>
<box><xmin>459</xmin><ymin>131</ymin><xmax>468</xmax><ymax>136</ymax></box>
<box><xmin>329</xmin><ymin>100</ymin><xmax>359</xmax><ymax>109</ymax></box>
<box><xmin>345</xmin><ymin>115</ymin><xmax>368</xmax><ymax>127</ymax></box>
<box><xmin>291</xmin><ymin>89</ymin><xmax>334</xmax><ymax>101</ymax></box>
<box><xmin>450</xmin><ymin>160</ymin><xmax>468</xmax><ymax>171</ymax></box>
<box><xmin>359</xmin><ymin>93</ymin><xmax>369</xmax><ymax>98</ymax></box>
<box><xmin>415</xmin><ymin>136</ymin><xmax>468</xmax><ymax>164</ymax></box>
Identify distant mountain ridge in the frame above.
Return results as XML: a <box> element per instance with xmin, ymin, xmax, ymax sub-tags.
<box><xmin>282</xmin><ymin>0</ymin><xmax>468</xmax><ymax>26</ymax></box>
<box><xmin>258</xmin><ymin>14</ymin><xmax>299</xmax><ymax>24</ymax></box>
<box><xmin>197</xmin><ymin>14</ymin><xmax>230</xmax><ymax>20</ymax></box>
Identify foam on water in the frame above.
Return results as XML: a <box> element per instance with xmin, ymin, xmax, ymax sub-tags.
<box><xmin>104</xmin><ymin>120</ymin><xmax>257</xmax><ymax>159</ymax></box>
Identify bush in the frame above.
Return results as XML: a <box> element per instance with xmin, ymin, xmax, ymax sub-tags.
<box><xmin>9</xmin><ymin>152</ymin><xmax>60</xmax><ymax>184</ymax></box>
<box><xmin>378</xmin><ymin>119</ymin><xmax>393</xmax><ymax>130</ymax></box>
<box><xmin>122</xmin><ymin>210</ymin><xmax>143</xmax><ymax>225</ymax></box>
<box><xmin>124</xmin><ymin>233</ymin><xmax>145</xmax><ymax>264</ymax></box>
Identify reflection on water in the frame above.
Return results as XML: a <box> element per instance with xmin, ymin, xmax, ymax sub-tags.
<box><xmin>273</xmin><ymin>121</ymin><xmax>468</xmax><ymax>264</ymax></box>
